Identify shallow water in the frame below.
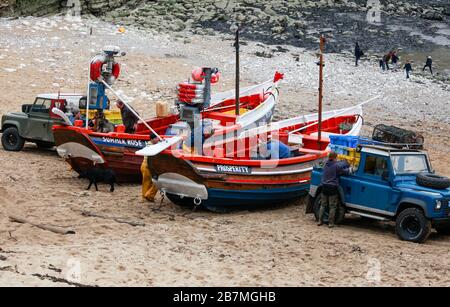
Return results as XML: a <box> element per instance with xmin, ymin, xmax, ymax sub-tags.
<box><xmin>404</xmin><ymin>46</ymin><xmax>450</xmax><ymax>77</ymax></box>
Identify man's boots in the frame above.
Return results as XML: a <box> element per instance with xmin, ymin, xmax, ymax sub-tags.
<box><xmin>328</xmin><ymin>206</ymin><xmax>336</xmax><ymax>228</ymax></box>
<box><xmin>317</xmin><ymin>205</ymin><xmax>326</xmax><ymax>226</ymax></box>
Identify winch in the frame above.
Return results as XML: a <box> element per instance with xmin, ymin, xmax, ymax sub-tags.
<box><xmin>177</xmin><ymin>67</ymin><xmax>220</xmax><ymax>123</ymax></box>
<box><xmin>87</xmin><ymin>46</ymin><xmax>126</xmax><ymax>110</ymax></box>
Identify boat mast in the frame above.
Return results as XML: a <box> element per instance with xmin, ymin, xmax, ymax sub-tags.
<box><xmin>235</xmin><ymin>26</ymin><xmax>240</xmax><ymax>116</ymax></box>
<box><xmin>317</xmin><ymin>35</ymin><xmax>326</xmax><ymax>148</ymax></box>
<box><xmin>86</xmin><ymin>27</ymin><xmax>93</xmax><ymax>130</ymax></box>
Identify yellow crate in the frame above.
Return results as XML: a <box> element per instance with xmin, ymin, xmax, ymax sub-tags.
<box><xmin>347</xmin><ymin>147</ymin><xmax>357</xmax><ymax>158</ymax></box>
<box><xmin>80</xmin><ymin>109</ymin><xmax>123</xmax><ymax>125</ymax></box>
<box><xmin>338</xmin><ymin>154</ymin><xmax>363</xmax><ymax>169</ymax></box>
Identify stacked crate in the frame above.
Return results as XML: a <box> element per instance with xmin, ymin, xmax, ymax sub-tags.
<box><xmin>329</xmin><ymin>135</ymin><xmax>364</xmax><ymax>167</ymax></box>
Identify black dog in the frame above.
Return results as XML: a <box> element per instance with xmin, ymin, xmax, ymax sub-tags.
<box><xmin>79</xmin><ymin>168</ymin><xmax>117</xmax><ymax>192</ymax></box>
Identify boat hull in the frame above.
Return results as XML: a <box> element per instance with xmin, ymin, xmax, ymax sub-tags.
<box><xmin>54</xmin><ymin>127</ymin><xmax>144</xmax><ymax>182</ymax></box>
<box><xmin>148</xmin><ymin>151</ymin><xmax>322</xmax><ymax>211</ymax></box>
<box><xmin>167</xmin><ymin>185</ymin><xmax>309</xmax><ymax>211</ymax></box>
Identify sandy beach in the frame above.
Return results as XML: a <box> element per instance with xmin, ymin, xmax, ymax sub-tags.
<box><xmin>0</xmin><ymin>17</ymin><xmax>450</xmax><ymax>287</ymax></box>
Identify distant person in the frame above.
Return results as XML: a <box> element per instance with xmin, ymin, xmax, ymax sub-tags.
<box><xmin>354</xmin><ymin>42</ymin><xmax>364</xmax><ymax>67</ymax></box>
<box><xmin>116</xmin><ymin>100</ymin><xmax>139</xmax><ymax>134</ymax></box>
<box><xmin>404</xmin><ymin>60</ymin><xmax>413</xmax><ymax>79</ymax></box>
<box><xmin>423</xmin><ymin>56</ymin><xmax>433</xmax><ymax>75</ymax></box>
<box><xmin>379</xmin><ymin>58</ymin><xmax>386</xmax><ymax>71</ymax></box>
<box><xmin>383</xmin><ymin>54</ymin><xmax>391</xmax><ymax>70</ymax></box>
<box><xmin>391</xmin><ymin>52</ymin><xmax>399</xmax><ymax>69</ymax></box>
<box><xmin>318</xmin><ymin>152</ymin><xmax>350</xmax><ymax>228</ymax></box>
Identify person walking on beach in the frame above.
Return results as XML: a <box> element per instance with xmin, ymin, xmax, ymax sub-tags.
<box><xmin>423</xmin><ymin>56</ymin><xmax>433</xmax><ymax>75</ymax></box>
<box><xmin>379</xmin><ymin>58</ymin><xmax>386</xmax><ymax>71</ymax></box>
<box><xmin>404</xmin><ymin>60</ymin><xmax>413</xmax><ymax>79</ymax></box>
<box><xmin>318</xmin><ymin>152</ymin><xmax>350</xmax><ymax>228</ymax></box>
<box><xmin>391</xmin><ymin>51</ymin><xmax>399</xmax><ymax>70</ymax></box>
<box><xmin>354</xmin><ymin>42</ymin><xmax>364</xmax><ymax>67</ymax></box>
<box><xmin>383</xmin><ymin>54</ymin><xmax>391</xmax><ymax>70</ymax></box>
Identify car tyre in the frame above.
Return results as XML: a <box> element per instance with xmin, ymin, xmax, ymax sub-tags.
<box><xmin>416</xmin><ymin>173</ymin><xmax>450</xmax><ymax>190</ymax></box>
<box><xmin>1</xmin><ymin>127</ymin><xmax>25</xmax><ymax>151</ymax></box>
<box><xmin>396</xmin><ymin>208</ymin><xmax>431</xmax><ymax>243</ymax></box>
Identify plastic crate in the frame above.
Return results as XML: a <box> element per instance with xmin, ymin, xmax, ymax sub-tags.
<box><xmin>80</xmin><ymin>109</ymin><xmax>123</xmax><ymax>125</ymax></box>
<box><xmin>330</xmin><ymin>135</ymin><xmax>360</xmax><ymax>148</ymax></box>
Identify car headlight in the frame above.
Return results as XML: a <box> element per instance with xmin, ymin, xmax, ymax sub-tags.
<box><xmin>436</xmin><ymin>200</ymin><xmax>442</xmax><ymax>211</ymax></box>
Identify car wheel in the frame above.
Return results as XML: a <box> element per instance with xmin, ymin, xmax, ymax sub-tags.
<box><xmin>313</xmin><ymin>194</ymin><xmax>345</xmax><ymax>225</ymax></box>
<box><xmin>1</xmin><ymin>127</ymin><xmax>25</xmax><ymax>151</ymax></box>
<box><xmin>396</xmin><ymin>208</ymin><xmax>431</xmax><ymax>243</ymax></box>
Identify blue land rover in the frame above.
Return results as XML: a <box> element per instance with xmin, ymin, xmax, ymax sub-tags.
<box><xmin>307</xmin><ymin>145</ymin><xmax>450</xmax><ymax>243</ymax></box>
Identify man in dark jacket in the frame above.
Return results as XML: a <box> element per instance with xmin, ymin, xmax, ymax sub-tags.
<box><xmin>354</xmin><ymin>42</ymin><xmax>364</xmax><ymax>67</ymax></box>
<box><xmin>423</xmin><ymin>56</ymin><xmax>433</xmax><ymax>75</ymax></box>
<box><xmin>404</xmin><ymin>60</ymin><xmax>413</xmax><ymax>79</ymax></box>
<box><xmin>116</xmin><ymin>101</ymin><xmax>139</xmax><ymax>134</ymax></box>
<box><xmin>318</xmin><ymin>152</ymin><xmax>351</xmax><ymax>228</ymax></box>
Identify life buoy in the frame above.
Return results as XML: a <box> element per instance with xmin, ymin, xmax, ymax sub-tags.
<box><xmin>191</xmin><ymin>67</ymin><xmax>221</xmax><ymax>84</ymax></box>
<box><xmin>90</xmin><ymin>55</ymin><xmax>121</xmax><ymax>83</ymax></box>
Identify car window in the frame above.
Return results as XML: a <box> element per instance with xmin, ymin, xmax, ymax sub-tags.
<box><xmin>31</xmin><ymin>98</ymin><xmax>45</xmax><ymax>112</ymax></box>
<box><xmin>364</xmin><ymin>155</ymin><xmax>389</xmax><ymax>177</ymax></box>
<box><xmin>32</xmin><ymin>99</ymin><xmax>51</xmax><ymax>114</ymax></box>
<box><xmin>391</xmin><ymin>154</ymin><xmax>429</xmax><ymax>174</ymax></box>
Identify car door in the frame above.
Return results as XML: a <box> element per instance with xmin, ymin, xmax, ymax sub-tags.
<box><xmin>352</xmin><ymin>154</ymin><xmax>393</xmax><ymax>214</ymax></box>
<box><xmin>27</xmin><ymin>98</ymin><xmax>52</xmax><ymax>141</ymax></box>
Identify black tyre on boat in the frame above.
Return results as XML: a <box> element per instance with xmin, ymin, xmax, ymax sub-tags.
<box><xmin>1</xmin><ymin>127</ymin><xmax>25</xmax><ymax>152</ymax></box>
<box><xmin>313</xmin><ymin>193</ymin><xmax>346</xmax><ymax>225</ymax></box>
<box><xmin>395</xmin><ymin>208</ymin><xmax>432</xmax><ymax>244</ymax></box>
<box><xmin>416</xmin><ymin>173</ymin><xmax>450</xmax><ymax>190</ymax></box>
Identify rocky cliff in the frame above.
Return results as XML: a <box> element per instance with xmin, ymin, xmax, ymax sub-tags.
<box><xmin>1</xmin><ymin>0</ymin><xmax>449</xmax><ymax>53</ymax></box>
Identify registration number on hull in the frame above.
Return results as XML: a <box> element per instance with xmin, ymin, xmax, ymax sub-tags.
<box><xmin>215</xmin><ymin>165</ymin><xmax>252</xmax><ymax>174</ymax></box>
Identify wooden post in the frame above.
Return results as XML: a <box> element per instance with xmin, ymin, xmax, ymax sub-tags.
<box><xmin>235</xmin><ymin>26</ymin><xmax>240</xmax><ymax>116</ymax></box>
<box><xmin>318</xmin><ymin>35</ymin><xmax>326</xmax><ymax>148</ymax></box>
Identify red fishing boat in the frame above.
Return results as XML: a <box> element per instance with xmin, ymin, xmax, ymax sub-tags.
<box><xmin>137</xmin><ymin>35</ymin><xmax>377</xmax><ymax>211</ymax></box>
<box><xmin>53</xmin><ymin>72</ymin><xmax>283</xmax><ymax>182</ymax></box>
<box><xmin>138</xmin><ymin>105</ymin><xmax>364</xmax><ymax>212</ymax></box>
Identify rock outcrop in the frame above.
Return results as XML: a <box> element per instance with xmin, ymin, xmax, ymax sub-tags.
<box><xmin>0</xmin><ymin>0</ymin><xmax>448</xmax><ymax>53</ymax></box>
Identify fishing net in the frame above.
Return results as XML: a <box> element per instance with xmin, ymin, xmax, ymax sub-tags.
<box><xmin>372</xmin><ymin>124</ymin><xmax>424</xmax><ymax>149</ymax></box>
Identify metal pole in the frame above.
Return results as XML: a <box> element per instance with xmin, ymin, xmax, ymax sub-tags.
<box><xmin>235</xmin><ymin>26</ymin><xmax>240</xmax><ymax>116</ymax></box>
<box><xmin>101</xmin><ymin>80</ymin><xmax>163</xmax><ymax>141</ymax></box>
<box><xmin>318</xmin><ymin>35</ymin><xmax>326</xmax><ymax>148</ymax></box>
<box><xmin>85</xmin><ymin>27</ymin><xmax>92</xmax><ymax>130</ymax></box>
